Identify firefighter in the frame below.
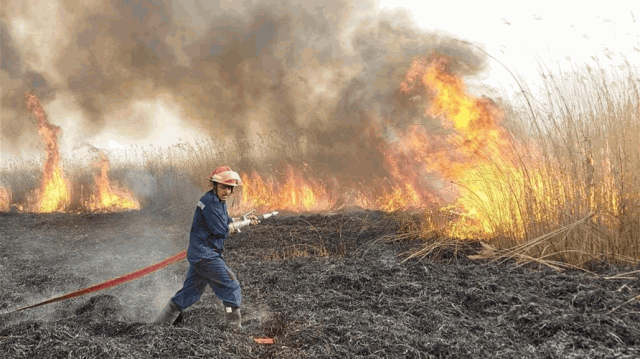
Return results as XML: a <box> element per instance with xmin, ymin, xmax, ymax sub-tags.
<box><xmin>154</xmin><ymin>166</ymin><xmax>258</xmax><ymax>328</ymax></box>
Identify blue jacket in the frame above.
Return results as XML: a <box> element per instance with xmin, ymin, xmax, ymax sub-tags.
<box><xmin>187</xmin><ymin>191</ymin><xmax>233</xmax><ymax>264</ymax></box>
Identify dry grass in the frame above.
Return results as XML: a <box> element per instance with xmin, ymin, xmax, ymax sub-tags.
<box><xmin>395</xmin><ymin>62</ymin><xmax>640</xmax><ymax>269</ymax></box>
<box><xmin>2</xmin><ymin>62</ymin><xmax>639</xmax><ymax>270</ymax></box>
<box><xmin>499</xmin><ymin>64</ymin><xmax>640</xmax><ymax>268</ymax></box>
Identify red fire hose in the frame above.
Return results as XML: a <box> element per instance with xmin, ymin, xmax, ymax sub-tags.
<box><xmin>8</xmin><ymin>212</ymin><xmax>279</xmax><ymax>314</ymax></box>
<box><xmin>9</xmin><ymin>250</ymin><xmax>186</xmax><ymax>313</ymax></box>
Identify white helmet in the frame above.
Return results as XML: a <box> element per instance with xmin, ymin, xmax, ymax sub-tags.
<box><xmin>209</xmin><ymin>166</ymin><xmax>242</xmax><ymax>186</ymax></box>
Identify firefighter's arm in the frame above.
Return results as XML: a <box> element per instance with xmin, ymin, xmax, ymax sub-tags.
<box><xmin>200</xmin><ymin>199</ymin><xmax>228</xmax><ymax>238</ymax></box>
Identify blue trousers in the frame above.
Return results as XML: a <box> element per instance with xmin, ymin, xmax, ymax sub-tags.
<box><xmin>171</xmin><ymin>256</ymin><xmax>242</xmax><ymax>310</ymax></box>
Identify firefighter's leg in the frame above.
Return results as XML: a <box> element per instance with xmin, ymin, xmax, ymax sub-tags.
<box><xmin>193</xmin><ymin>257</ymin><xmax>242</xmax><ymax>327</ymax></box>
<box><xmin>155</xmin><ymin>264</ymin><xmax>206</xmax><ymax>324</ymax></box>
<box><xmin>153</xmin><ymin>300</ymin><xmax>181</xmax><ymax>324</ymax></box>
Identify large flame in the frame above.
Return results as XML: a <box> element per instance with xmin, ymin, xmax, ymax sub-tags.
<box><xmin>395</xmin><ymin>53</ymin><xmax>622</xmax><ymax>241</ymax></box>
<box><xmin>26</xmin><ymin>93</ymin><xmax>71</xmax><ymax>213</ymax></box>
<box><xmin>401</xmin><ymin>54</ymin><xmax>526</xmax><ymax>238</ymax></box>
<box><xmin>11</xmin><ymin>52</ymin><xmax>623</xmax><ymax>243</ymax></box>
<box><xmin>419</xmin><ymin>55</ymin><xmax>509</xmax><ymax>159</ymax></box>
<box><xmin>232</xmin><ymin>53</ymin><xmax>525</xmax><ymax>239</ymax></box>
<box><xmin>85</xmin><ymin>154</ymin><xmax>140</xmax><ymax>212</ymax></box>
<box><xmin>397</xmin><ymin>54</ymin><xmax>511</xmax><ymax>180</ymax></box>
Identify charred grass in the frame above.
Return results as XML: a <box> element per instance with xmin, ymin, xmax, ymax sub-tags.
<box><xmin>1</xmin><ymin>209</ymin><xmax>640</xmax><ymax>358</ymax></box>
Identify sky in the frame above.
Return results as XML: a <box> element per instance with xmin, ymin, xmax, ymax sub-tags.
<box><xmin>378</xmin><ymin>0</ymin><xmax>640</xmax><ymax>99</ymax></box>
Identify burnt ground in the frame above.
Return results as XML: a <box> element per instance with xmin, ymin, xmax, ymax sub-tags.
<box><xmin>1</xmin><ymin>208</ymin><xmax>640</xmax><ymax>358</ymax></box>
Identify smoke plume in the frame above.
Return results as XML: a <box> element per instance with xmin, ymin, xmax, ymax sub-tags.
<box><xmin>1</xmin><ymin>0</ymin><xmax>486</xmax><ymax>181</ymax></box>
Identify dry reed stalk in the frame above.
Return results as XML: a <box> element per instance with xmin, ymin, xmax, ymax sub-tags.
<box><xmin>480</xmin><ymin>213</ymin><xmax>595</xmax><ymax>270</ymax></box>
<box><xmin>604</xmin><ymin>269</ymin><xmax>640</xmax><ymax>280</ymax></box>
<box><xmin>609</xmin><ymin>294</ymin><xmax>640</xmax><ymax>314</ymax></box>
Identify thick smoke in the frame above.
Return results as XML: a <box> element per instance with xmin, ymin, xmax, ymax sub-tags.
<box><xmin>1</xmin><ymin>0</ymin><xmax>486</xmax><ymax>181</ymax></box>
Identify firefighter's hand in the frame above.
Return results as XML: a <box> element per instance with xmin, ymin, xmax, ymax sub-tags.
<box><xmin>246</xmin><ymin>215</ymin><xmax>260</xmax><ymax>226</ymax></box>
<box><xmin>229</xmin><ymin>222</ymin><xmax>238</xmax><ymax>234</ymax></box>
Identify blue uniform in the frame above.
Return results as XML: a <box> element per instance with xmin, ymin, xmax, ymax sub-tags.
<box><xmin>171</xmin><ymin>191</ymin><xmax>242</xmax><ymax>310</ymax></box>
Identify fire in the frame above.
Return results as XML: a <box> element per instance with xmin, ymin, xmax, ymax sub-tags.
<box><xmin>22</xmin><ymin>93</ymin><xmax>139</xmax><ymax>214</ymax></box>
<box><xmin>376</xmin><ymin>139</ymin><xmax>440</xmax><ymax>211</ymax></box>
<box><xmin>15</xmin><ymin>52</ymin><xmax>599</xmax><ymax>244</ymax></box>
<box><xmin>399</xmin><ymin>53</ymin><xmax>511</xmax><ymax>179</ymax></box>
<box><xmin>422</xmin><ymin>57</ymin><xmax>508</xmax><ymax>159</ymax></box>
<box><xmin>0</xmin><ymin>187</ymin><xmax>11</xmax><ymax>212</ymax></box>
<box><xmin>85</xmin><ymin>154</ymin><xmax>140</xmax><ymax>212</ymax></box>
<box><xmin>392</xmin><ymin>53</ymin><xmax>520</xmax><ymax>238</ymax></box>
<box><xmin>232</xmin><ymin>54</ymin><xmax>512</xmax><ymax>219</ymax></box>
<box><xmin>26</xmin><ymin>93</ymin><xmax>71</xmax><ymax>213</ymax></box>
<box><xmin>395</xmin><ymin>53</ymin><xmax>625</xmax><ymax>240</ymax></box>
<box><xmin>235</xmin><ymin>165</ymin><xmax>433</xmax><ymax>215</ymax></box>
<box><xmin>237</xmin><ymin>166</ymin><xmax>334</xmax><ymax>213</ymax></box>
<box><xmin>376</xmin><ymin>183</ymin><xmax>422</xmax><ymax>212</ymax></box>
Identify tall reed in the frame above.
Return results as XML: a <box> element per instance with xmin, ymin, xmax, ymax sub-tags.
<box><xmin>405</xmin><ymin>63</ymin><xmax>640</xmax><ymax>268</ymax></box>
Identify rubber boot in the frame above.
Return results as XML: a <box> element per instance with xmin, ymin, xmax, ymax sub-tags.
<box><xmin>154</xmin><ymin>300</ymin><xmax>181</xmax><ymax>324</ymax></box>
<box><xmin>224</xmin><ymin>306</ymin><xmax>241</xmax><ymax>328</ymax></box>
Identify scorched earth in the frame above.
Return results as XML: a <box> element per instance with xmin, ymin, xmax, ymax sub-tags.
<box><xmin>1</xmin><ymin>208</ymin><xmax>639</xmax><ymax>358</ymax></box>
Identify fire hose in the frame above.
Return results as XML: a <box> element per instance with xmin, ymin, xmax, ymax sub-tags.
<box><xmin>7</xmin><ymin>211</ymin><xmax>278</xmax><ymax>313</ymax></box>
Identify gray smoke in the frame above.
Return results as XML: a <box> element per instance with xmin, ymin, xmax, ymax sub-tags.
<box><xmin>1</xmin><ymin>0</ymin><xmax>487</xmax><ymax>181</ymax></box>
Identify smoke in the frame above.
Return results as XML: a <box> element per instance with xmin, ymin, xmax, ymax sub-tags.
<box><xmin>1</xmin><ymin>0</ymin><xmax>487</xmax><ymax>181</ymax></box>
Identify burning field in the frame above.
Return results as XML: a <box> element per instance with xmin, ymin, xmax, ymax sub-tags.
<box><xmin>2</xmin><ymin>0</ymin><xmax>640</xmax><ymax>357</ymax></box>
<box><xmin>3</xmin><ymin>0</ymin><xmax>639</xmax><ymax>261</ymax></box>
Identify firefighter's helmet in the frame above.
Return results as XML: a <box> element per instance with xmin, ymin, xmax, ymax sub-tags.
<box><xmin>209</xmin><ymin>166</ymin><xmax>242</xmax><ymax>186</ymax></box>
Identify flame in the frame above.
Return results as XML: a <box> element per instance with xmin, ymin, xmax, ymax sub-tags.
<box><xmin>0</xmin><ymin>187</ymin><xmax>11</xmax><ymax>212</ymax></box>
<box><xmin>422</xmin><ymin>57</ymin><xmax>509</xmax><ymax>159</ymax></box>
<box><xmin>381</xmin><ymin>53</ymin><xmax>516</xmax><ymax>237</ymax></box>
<box><xmin>395</xmin><ymin>54</ymin><xmax>628</xmax><ymax>240</ymax></box>
<box><xmin>399</xmin><ymin>54</ymin><xmax>511</xmax><ymax>179</ymax></box>
<box><xmin>26</xmin><ymin>93</ymin><xmax>71</xmax><ymax>213</ymax></box>
<box><xmin>387</xmin><ymin>53</ymin><xmax>541</xmax><ymax>239</ymax></box>
<box><xmin>376</xmin><ymin>183</ymin><xmax>422</xmax><ymax>212</ymax></box>
<box><xmin>85</xmin><ymin>154</ymin><xmax>140</xmax><ymax>212</ymax></box>
<box><xmin>231</xmin><ymin>55</ymin><xmax>511</xmax><ymax>218</ymax></box>
<box><xmin>14</xmin><ymin>52</ymin><xmax>621</xmax><ymax>244</ymax></box>
<box><xmin>237</xmin><ymin>166</ymin><xmax>334</xmax><ymax>213</ymax></box>
<box><xmin>233</xmin><ymin>164</ymin><xmax>433</xmax><ymax>215</ymax></box>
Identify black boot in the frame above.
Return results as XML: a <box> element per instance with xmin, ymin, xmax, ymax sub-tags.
<box><xmin>154</xmin><ymin>300</ymin><xmax>181</xmax><ymax>324</ymax></box>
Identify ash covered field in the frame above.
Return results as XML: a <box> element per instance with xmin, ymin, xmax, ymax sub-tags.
<box><xmin>1</xmin><ymin>208</ymin><xmax>639</xmax><ymax>358</ymax></box>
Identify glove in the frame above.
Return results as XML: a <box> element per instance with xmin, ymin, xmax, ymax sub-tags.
<box><xmin>229</xmin><ymin>222</ymin><xmax>238</xmax><ymax>234</ymax></box>
<box><xmin>246</xmin><ymin>215</ymin><xmax>260</xmax><ymax>226</ymax></box>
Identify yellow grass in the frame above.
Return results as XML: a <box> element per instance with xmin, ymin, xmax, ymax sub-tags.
<box><xmin>397</xmin><ymin>63</ymin><xmax>640</xmax><ymax>269</ymax></box>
